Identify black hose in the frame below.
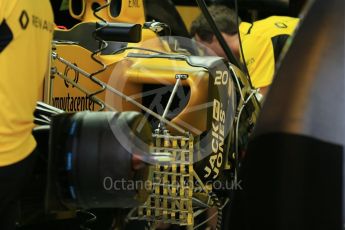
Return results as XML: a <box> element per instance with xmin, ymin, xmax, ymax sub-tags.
<box><xmin>234</xmin><ymin>0</ymin><xmax>254</xmax><ymax>88</ymax></box>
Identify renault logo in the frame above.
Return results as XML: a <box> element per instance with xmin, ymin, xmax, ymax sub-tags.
<box><xmin>19</xmin><ymin>10</ymin><xmax>29</xmax><ymax>30</ymax></box>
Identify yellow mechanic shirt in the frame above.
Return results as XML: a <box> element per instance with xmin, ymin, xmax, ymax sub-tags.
<box><xmin>0</xmin><ymin>0</ymin><xmax>53</xmax><ymax>166</ymax></box>
<box><xmin>240</xmin><ymin>16</ymin><xmax>299</xmax><ymax>88</ymax></box>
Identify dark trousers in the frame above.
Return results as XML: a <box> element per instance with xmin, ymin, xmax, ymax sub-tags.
<box><xmin>0</xmin><ymin>149</ymin><xmax>37</xmax><ymax>230</ymax></box>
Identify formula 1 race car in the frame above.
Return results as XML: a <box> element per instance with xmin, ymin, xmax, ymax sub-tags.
<box><xmin>19</xmin><ymin>0</ymin><xmax>344</xmax><ymax>229</ymax></box>
<box><xmin>22</xmin><ymin>1</ymin><xmax>260</xmax><ymax>229</ymax></box>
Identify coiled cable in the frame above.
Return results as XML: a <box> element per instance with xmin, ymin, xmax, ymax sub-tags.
<box><xmin>209</xmin><ymin>192</ymin><xmax>222</xmax><ymax>230</ymax></box>
<box><xmin>88</xmin><ymin>1</ymin><xmax>111</xmax><ymax>111</ymax></box>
